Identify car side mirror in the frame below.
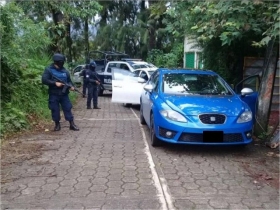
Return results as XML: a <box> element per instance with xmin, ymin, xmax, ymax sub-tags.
<box><xmin>241</xmin><ymin>87</ymin><xmax>254</xmax><ymax>96</ymax></box>
<box><xmin>137</xmin><ymin>77</ymin><xmax>146</xmax><ymax>83</ymax></box>
<box><xmin>144</xmin><ymin>84</ymin><xmax>153</xmax><ymax>92</ymax></box>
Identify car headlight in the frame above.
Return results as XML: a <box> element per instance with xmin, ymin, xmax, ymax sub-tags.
<box><xmin>237</xmin><ymin>111</ymin><xmax>252</xmax><ymax>123</ymax></box>
<box><xmin>160</xmin><ymin>110</ymin><xmax>187</xmax><ymax>122</ymax></box>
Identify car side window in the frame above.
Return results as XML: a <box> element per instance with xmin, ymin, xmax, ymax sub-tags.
<box><xmin>132</xmin><ymin>70</ymin><xmax>140</xmax><ymax>77</ymax></box>
<box><xmin>74</xmin><ymin>66</ymin><xmax>82</xmax><ymax>74</ymax></box>
<box><xmin>134</xmin><ymin>70</ymin><xmax>140</xmax><ymax>76</ymax></box>
<box><xmin>153</xmin><ymin>75</ymin><xmax>159</xmax><ymax>92</ymax></box>
<box><xmin>149</xmin><ymin>71</ymin><xmax>157</xmax><ymax>83</ymax></box>
<box><xmin>149</xmin><ymin>71</ymin><xmax>159</xmax><ymax>92</ymax></box>
<box><xmin>140</xmin><ymin>71</ymin><xmax>148</xmax><ymax>81</ymax></box>
<box><xmin>235</xmin><ymin>75</ymin><xmax>260</xmax><ymax>93</ymax></box>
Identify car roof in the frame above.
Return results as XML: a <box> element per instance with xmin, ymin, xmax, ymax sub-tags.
<box><xmin>157</xmin><ymin>68</ymin><xmax>217</xmax><ymax>75</ymax></box>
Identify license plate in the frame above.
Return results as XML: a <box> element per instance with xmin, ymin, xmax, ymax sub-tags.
<box><xmin>203</xmin><ymin>131</ymin><xmax>223</xmax><ymax>143</ymax></box>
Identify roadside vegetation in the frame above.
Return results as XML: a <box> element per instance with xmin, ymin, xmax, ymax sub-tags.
<box><xmin>0</xmin><ymin>0</ymin><xmax>279</xmax><ymax>140</ymax></box>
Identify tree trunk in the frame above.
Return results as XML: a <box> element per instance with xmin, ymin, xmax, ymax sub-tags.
<box><xmin>84</xmin><ymin>17</ymin><xmax>89</xmax><ymax>63</ymax></box>
<box><xmin>66</xmin><ymin>18</ymin><xmax>72</xmax><ymax>63</ymax></box>
<box><xmin>51</xmin><ymin>8</ymin><xmax>64</xmax><ymax>53</ymax></box>
<box><xmin>148</xmin><ymin>0</ymin><xmax>156</xmax><ymax>51</ymax></box>
<box><xmin>254</xmin><ymin>39</ymin><xmax>279</xmax><ymax>136</ymax></box>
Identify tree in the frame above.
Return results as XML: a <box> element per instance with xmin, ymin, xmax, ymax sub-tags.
<box><xmin>15</xmin><ymin>0</ymin><xmax>102</xmax><ymax>62</ymax></box>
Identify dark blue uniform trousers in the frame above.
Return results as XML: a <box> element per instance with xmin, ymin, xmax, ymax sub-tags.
<box><xmin>48</xmin><ymin>94</ymin><xmax>73</xmax><ymax>122</ymax></box>
<box><xmin>87</xmin><ymin>85</ymin><xmax>98</xmax><ymax>108</ymax></box>
<box><xmin>82</xmin><ymin>80</ymin><xmax>87</xmax><ymax>96</ymax></box>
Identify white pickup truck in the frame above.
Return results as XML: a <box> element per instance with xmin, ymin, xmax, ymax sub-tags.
<box><xmin>97</xmin><ymin>60</ymin><xmax>157</xmax><ymax>95</ymax></box>
<box><xmin>71</xmin><ymin>59</ymin><xmax>157</xmax><ymax>96</ymax></box>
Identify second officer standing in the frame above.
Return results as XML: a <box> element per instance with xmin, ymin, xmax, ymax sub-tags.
<box><xmin>85</xmin><ymin>62</ymin><xmax>101</xmax><ymax>109</ymax></box>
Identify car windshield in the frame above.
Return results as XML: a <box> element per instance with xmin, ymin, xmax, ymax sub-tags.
<box><xmin>131</xmin><ymin>63</ymin><xmax>157</xmax><ymax>70</ymax></box>
<box><xmin>132</xmin><ymin>64</ymin><xmax>148</xmax><ymax>70</ymax></box>
<box><xmin>148</xmin><ymin>70</ymin><xmax>156</xmax><ymax>75</ymax></box>
<box><xmin>162</xmin><ymin>73</ymin><xmax>233</xmax><ymax>95</ymax></box>
<box><xmin>147</xmin><ymin>63</ymin><xmax>157</xmax><ymax>68</ymax></box>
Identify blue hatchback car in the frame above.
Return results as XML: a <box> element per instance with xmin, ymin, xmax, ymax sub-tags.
<box><xmin>139</xmin><ymin>69</ymin><xmax>258</xmax><ymax>146</ymax></box>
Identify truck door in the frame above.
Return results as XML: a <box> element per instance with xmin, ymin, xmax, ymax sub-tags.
<box><xmin>102</xmin><ymin>63</ymin><xmax>116</xmax><ymax>90</ymax></box>
<box><xmin>111</xmin><ymin>68</ymin><xmax>146</xmax><ymax>104</ymax></box>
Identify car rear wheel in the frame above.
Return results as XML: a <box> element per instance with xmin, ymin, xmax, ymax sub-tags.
<box><xmin>140</xmin><ymin>102</ymin><xmax>146</xmax><ymax>125</ymax></box>
<box><xmin>150</xmin><ymin>113</ymin><xmax>161</xmax><ymax>147</ymax></box>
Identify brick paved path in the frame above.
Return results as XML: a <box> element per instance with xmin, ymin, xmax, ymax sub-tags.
<box><xmin>1</xmin><ymin>93</ymin><xmax>279</xmax><ymax>209</ymax></box>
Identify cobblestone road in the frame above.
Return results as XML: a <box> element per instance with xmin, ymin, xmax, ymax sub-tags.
<box><xmin>1</xmin><ymin>93</ymin><xmax>279</xmax><ymax>210</ymax></box>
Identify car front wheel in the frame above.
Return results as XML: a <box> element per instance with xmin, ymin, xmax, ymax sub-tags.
<box><xmin>140</xmin><ymin>102</ymin><xmax>146</xmax><ymax>125</ymax></box>
<box><xmin>150</xmin><ymin>113</ymin><xmax>161</xmax><ymax>147</ymax></box>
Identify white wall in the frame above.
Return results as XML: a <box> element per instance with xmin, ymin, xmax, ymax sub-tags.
<box><xmin>184</xmin><ymin>37</ymin><xmax>202</xmax><ymax>53</ymax></box>
<box><xmin>184</xmin><ymin>36</ymin><xmax>202</xmax><ymax>68</ymax></box>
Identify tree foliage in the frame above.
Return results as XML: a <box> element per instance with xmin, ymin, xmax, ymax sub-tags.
<box><xmin>167</xmin><ymin>0</ymin><xmax>279</xmax><ymax>46</ymax></box>
<box><xmin>164</xmin><ymin>0</ymin><xmax>279</xmax><ymax>83</ymax></box>
<box><xmin>0</xmin><ymin>2</ymin><xmax>52</xmax><ymax>137</ymax></box>
<box><xmin>15</xmin><ymin>0</ymin><xmax>102</xmax><ymax>61</ymax></box>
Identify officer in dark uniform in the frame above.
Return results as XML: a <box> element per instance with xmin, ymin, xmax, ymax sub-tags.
<box><xmin>85</xmin><ymin>61</ymin><xmax>101</xmax><ymax>109</ymax></box>
<box><xmin>42</xmin><ymin>53</ymin><xmax>79</xmax><ymax>131</ymax></box>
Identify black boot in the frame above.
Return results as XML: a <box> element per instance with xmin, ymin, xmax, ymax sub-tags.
<box><xmin>93</xmin><ymin>105</ymin><xmax>101</xmax><ymax>109</ymax></box>
<box><xmin>54</xmin><ymin>121</ymin><xmax>61</xmax><ymax>131</ymax></box>
<box><xmin>69</xmin><ymin>121</ymin><xmax>79</xmax><ymax>131</ymax></box>
<box><xmin>87</xmin><ymin>106</ymin><xmax>92</xmax><ymax>109</ymax></box>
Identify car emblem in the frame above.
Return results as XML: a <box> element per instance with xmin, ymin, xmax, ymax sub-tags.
<box><xmin>210</xmin><ymin>116</ymin><xmax>216</xmax><ymax>121</ymax></box>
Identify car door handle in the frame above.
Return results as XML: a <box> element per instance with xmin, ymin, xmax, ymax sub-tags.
<box><xmin>113</xmin><ymin>85</ymin><xmax>122</xmax><ymax>88</ymax></box>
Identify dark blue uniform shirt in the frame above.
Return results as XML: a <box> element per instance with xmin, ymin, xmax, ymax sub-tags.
<box><xmin>42</xmin><ymin>64</ymin><xmax>73</xmax><ymax>95</ymax></box>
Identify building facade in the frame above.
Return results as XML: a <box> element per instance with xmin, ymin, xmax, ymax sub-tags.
<box><xmin>184</xmin><ymin>37</ymin><xmax>203</xmax><ymax>69</ymax></box>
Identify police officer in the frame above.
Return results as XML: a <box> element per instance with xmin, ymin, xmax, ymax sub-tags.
<box><xmin>42</xmin><ymin>53</ymin><xmax>79</xmax><ymax>131</ymax></box>
<box><xmin>85</xmin><ymin>61</ymin><xmax>101</xmax><ymax>109</ymax></box>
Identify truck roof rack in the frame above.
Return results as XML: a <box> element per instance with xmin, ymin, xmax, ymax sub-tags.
<box><xmin>88</xmin><ymin>50</ymin><xmax>129</xmax><ymax>60</ymax></box>
<box><xmin>86</xmin><ymin>50</ymin><xmax>131</xmax><ymax>67</ymax></box>
<box><xmin>121</xmin><ymin>58</ymin><xmax>143</xmax><ymax>61</ymax></box>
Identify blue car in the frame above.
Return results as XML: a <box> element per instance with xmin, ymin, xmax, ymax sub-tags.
<box><xmin>111</xmin><ymin>68</ymin><xmax>259</xmax><ymax>147</ymax></box>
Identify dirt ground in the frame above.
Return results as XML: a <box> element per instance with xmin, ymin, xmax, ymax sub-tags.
<box><xmin>235</xmin><ymin>138</ymin><xmax>279</xmax><ymax>190</ymax></box>
<box><xmin>1</xmin><ymin>124</ymin><xmax>279</xmax><ymax>190</ymax></box>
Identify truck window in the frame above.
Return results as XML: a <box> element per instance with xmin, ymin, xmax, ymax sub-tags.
<box><xmin>107</xmin><ymin>63</ymin><xmax>117</xmax><ymax>73</ymax></box>
<box><xmin>120</xmin><ymin>64</ymin><xmax>130</xmax><ymax>71</ymax></box>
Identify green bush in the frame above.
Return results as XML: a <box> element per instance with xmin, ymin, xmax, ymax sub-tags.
<box><xmin>0</xmin><ymin>3</ymin><xmax>53</xmax><ymax>139</ymax></box>
<box><xmin>0</xmin><ymin>104</ymin><xmax>29</xmax><ymax>135</ymax></box>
